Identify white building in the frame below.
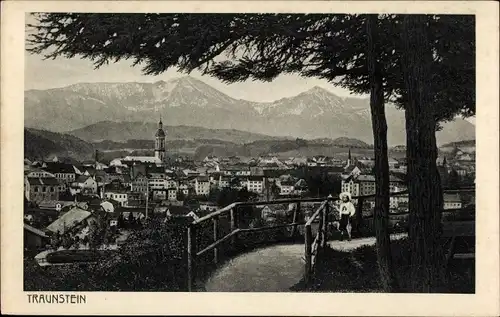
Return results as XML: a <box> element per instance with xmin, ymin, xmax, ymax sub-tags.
<box><xmin>178</xmin><ymin>184</ymin><xmax>189</xmax><ymax>196</ymax></box>
<box><xmin>195</xmin><ymin>177</ymin><xmax>210</xmax><ymax>196</ymax></box>
<box><xmin>278</xmin><ymin>181</ymin><xmax>295</xmax><ymax>196</ymax></box>
<box><xmin>149</xmin><ymin>177</ymin><xmax>167</xmax><ymax>190</ymax></box>
<box><xmin>444</xmin><ymin>193</ymin><xmax>463</xmax><ymax>210</ymax></box>
<box><xmin>166</xmin><ymin>178</ymin><xmax>178</xmax><ymax>189</ymax></box>
<box><xmin>247</xmin><ymin>176</ymin><xmax>264</xmax><ymax>193</ymax></box>
<box><xmin>104</xmin><ymin>191</ymin><xmax>128</xmax><ymax>207</ymax></box>
<box><xmin>167</xmin><ymin>188</ymin><xmax>177</xmax><ymax>201</ymax></box>
<box><xmin>341</xmin><ymin>173</ymin><xmax>406</xmax><ymax>199</ymax></box>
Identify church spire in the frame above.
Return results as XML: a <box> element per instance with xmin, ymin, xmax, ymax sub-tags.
<box><xmin>155</xmin><ymin>113</ymin><xmax>166</xmax><ymax>163</ymax></box>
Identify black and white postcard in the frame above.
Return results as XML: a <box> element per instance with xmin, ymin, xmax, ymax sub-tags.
<box><xmin>1</xmin><ymin>1</ymin><xmax>499</xmax><ymax>316</ymax></box>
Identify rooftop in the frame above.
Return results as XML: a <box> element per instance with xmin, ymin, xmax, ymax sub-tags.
<box><xmin>24</xmin><ymin>223</ymin><xmax>48</xmax><ymax>238</ymax></box>
<box><xmin>167</xmin><ymin>205</ymin><xmax>192</xmax><ymax>216</ymax></box>
<box><xmin>46</xmin><ymin>207</ymin><xmax>92</xmax><ymax>234</ymax></box>
<box><xmin>26</xmin><ymin>177</ymin><xmax>60</xmax><ymax>186</ymax></box>
<box><xmin>44</xmin><ymin>162</ymin><xmax>77</xmax><ymax>174</ymax></box>
<box><xmin>444</xmin><ymin>193</ymin><xmax>462</xmax><ymax>202</ymax></box>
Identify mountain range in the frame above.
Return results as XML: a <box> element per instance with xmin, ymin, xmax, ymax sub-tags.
<box><xmin>25</xmin><ymin>76</ymin><xmax>475</xmax><ymax>146</ymax></box>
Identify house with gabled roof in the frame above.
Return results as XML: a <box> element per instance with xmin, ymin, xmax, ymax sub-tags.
<box><xmin>164</xmin><ymin>206</ymin><xmax>198</xmax><ymax>222</ymax></box>
<box><xmin>46</xmin><ymin>206</ymin><xmax>95</xmax><ymax>235</ymax></box>
<box><xmin>71</xmin><ymin>175</ymin><xmax>98</xmax><ymax>194</ymax></box>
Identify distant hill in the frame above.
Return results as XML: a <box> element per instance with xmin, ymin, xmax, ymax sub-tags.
<box><xmin>24</xmin><ymin>124</ymin><xmax>472</xmax><ymax>164</ymax></box>
<box><xmin>309</xmin><ymin>137</ymin><xmax>371</xmax><ymax>148</ymax></box>
<box><xmin>440</xmin><ymin>139</ymin><xmax>476</xmax><ymax>154</ymax></box>
<box><xmin>89</xmin><ymin>132</ymin><xmax>373</xmax><ymax>161</ymax></box>
<box><xmin>69</xmin><ymin>121</ymin><xmax>286</xmax><ymax>144</ymax></box>
<box><xmin>25</xmin><ymin>76</ymin><xmax>475</xmax><ymax>146</ymax></box>
<box><xmin>391</xmin><ymin>145</ymin><xmax>406</xmax><ymax>152</ymax></box>
<box><xmin>440</xmin><ymin>140</ymin><xmax>475</xmax><ymax>148</ymax></box>
<box><xmin>24</xmin><ymin>128</ymin><xmax>94</xmax><ymax>161</ymax></box>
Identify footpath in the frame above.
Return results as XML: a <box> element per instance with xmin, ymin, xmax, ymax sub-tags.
<box><xmin>203</xmin><ymin>233</ymin><xmax>407</xmax><ymax>292</ymax></box>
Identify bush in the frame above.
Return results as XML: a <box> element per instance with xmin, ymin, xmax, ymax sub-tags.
<box><xmin>25</xmin><ymin>219</ymin><xmax>189</xmax><ymax>291</ymax></box>
<box><xmin>46</xmin><ymin>250</ymin><xmax>106</xmax><ymax>263</ymax></box>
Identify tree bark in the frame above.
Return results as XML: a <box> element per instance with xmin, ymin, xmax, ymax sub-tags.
<box><xmin>365</xmin><ymin>14</ymin><xmax>399</xmax><ymax>292</ymax></box>
<box><xmin>401</xmin><ymin>15</ymin><xmax>445</xmax><ymax>292</ymax></box>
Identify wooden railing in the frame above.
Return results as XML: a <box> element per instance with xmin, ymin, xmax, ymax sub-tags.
<box><xmin>187</xmin><ymin>196</ymin><xmax>326</xmax><ymax>291</ymax></box>
<box><xmin>303</xmin><ymin>199</ymin><xmax>330</xmax><ymax>286</ymax></box>
<box><xmin>186</xmin><ymin>186</ymin><xmax>475</xmax><ymax>291</ymax></box>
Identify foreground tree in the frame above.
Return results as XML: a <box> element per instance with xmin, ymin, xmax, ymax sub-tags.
<box><xmin>364</xmin><ymin>14</ymin><xmax>398</xmax><ymax>291</ymax></box>
<box><xmin>397</xmin><ymin>14</ymin><xmax>474</xmax><ymax>292</ymax></box>
<box><xmin>28</xmin><ymin>13</ymin><xmax>474</xmax><ymax>292</ymax></box>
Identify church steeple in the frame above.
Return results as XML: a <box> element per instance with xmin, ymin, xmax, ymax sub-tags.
<box><xmin>154</xmin><ymin>115</ymin><xmax>166</xmax><ymax>163</ymax></box>
<box><xmin>346</xmin><ymin>148</ymin><xmax>352</xmax><ymax>167</ymax></box>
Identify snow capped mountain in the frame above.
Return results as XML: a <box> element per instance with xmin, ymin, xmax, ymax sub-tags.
<box><xmin>24</xmin><ymin>76</ymin><xmax>475</xmax><ymax>146</ymax></box>
<box><xmin>254</xmin><ymin>86</ymin><xmax>348</xmax><ymax>118</ymax></box>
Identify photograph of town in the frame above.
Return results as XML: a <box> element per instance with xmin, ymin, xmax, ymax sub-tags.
<box><xmin>23</xmin><ymin>12</ymin><xmax>475</xmax><ymax>293</ymax></box>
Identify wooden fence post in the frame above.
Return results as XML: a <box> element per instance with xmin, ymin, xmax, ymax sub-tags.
<box><xmin>355</xmin><ymin>196</ymin><xmax>365</xmax><ymax>236</ymax></box>
<box><xmin>213</xmin><ymin>216</ymin><xmax>219</xmax><ymax>265</ymax></box>
<box><xmin>291</xmin><ymin>202</ymin><xmax>300</xmax><ymax>238</ymax></box>
<box><xmin>304</xmin><ymin>224</ymin><xmax>312</xmax><ymax>286</ymax></box>
<box><xmin>318</xmin><ymin>209</ymin><xmax>324</xmax><ymax>252</ymax></box>
<box><xmin>230</xmin><ymin>207</ymin><xmax>238</xmax><ymax>250</ymax></box>
<box><xmin>187</xmin><ymin>224</ymin><xmax>197</xmax><ymax>292</ymax></box>
<box><xmin>322</xmin><ymin>201</ymin><xmax>329</xmax><ymax>248</ymax></box>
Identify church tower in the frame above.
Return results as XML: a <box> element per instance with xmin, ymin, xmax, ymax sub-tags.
<box><xmin>154</xmin><ymin>117</ymin><xmax>166</xmax><ymax>162</ymax></box>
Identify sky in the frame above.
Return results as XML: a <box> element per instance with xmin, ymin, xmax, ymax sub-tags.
<box><xmin>24</xmin><ymin>52</ymin><xmax>357</xmax><ymax>102</ymax></box>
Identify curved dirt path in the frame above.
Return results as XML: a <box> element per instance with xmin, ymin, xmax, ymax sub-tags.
<box><xmin>203</xmin><ymin>233</ymin><xmax>407</xmax><ymax>292</ymax></box>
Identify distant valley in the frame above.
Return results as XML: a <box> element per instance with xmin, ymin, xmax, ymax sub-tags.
<box><xmin>25</xmin><ymin>76</ymin><xmax>475</xmax><ymax>146</ymax></box>
<box><xmin>25</xmin><ymin>123</ymin><xmax>474</xmax><ymax>164</ymax></box>
<box><xmin>24</xmin><ymin>125</ymin><xmax>377</xmax><ymax>163</ymax></box>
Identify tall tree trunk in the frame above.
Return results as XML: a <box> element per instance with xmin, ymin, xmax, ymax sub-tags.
<box><xmin>401</xmin><ymin>15</ymin><xmax>444</xmax><ymax>292</ymax></box>
<box><xmin>365</xmin><ymin>14</ymin><xmax>399</xmax><ymax>292</ymax></box>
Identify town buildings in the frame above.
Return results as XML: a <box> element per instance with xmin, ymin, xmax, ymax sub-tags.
<box><xmin>24</xmin><ymin>113</ymin><xmax>476</xmax><ymax>256</ymax></box>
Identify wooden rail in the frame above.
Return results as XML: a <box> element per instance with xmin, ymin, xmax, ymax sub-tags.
<box><xmin>185</xmin><ymin>187</ymin><xmax>475</xmax><ymax>291</ymax></box>
<box><xmin>187</xmin><ymin>197</ymin><xmax>323</xmax><ymax>291</ymax></box>
<box><xmin>303</xmin><ymin>200</ymin><xmax>330</xmax><ymax>286</ymax></box>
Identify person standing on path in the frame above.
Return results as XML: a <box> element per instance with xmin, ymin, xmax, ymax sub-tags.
<box><xmin>334</xmin><ymin>192</ymin><xmax>356</xmax><ymax>241</ymax></box>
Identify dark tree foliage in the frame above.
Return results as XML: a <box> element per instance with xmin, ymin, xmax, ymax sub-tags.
<box><xmin>270</xmin><ymin>181</ymin><xmax>281</xmax><ymax>200</ymax></box>
<box><xmin>306</xmin><ymin>170</ymin><xmax>340</xmax><ymax>197</ymax></box>
<box><xmin>27</xmin><ymin>13</ymin><xmax>475</xmax><ymax>292</ymax></box>
<box><xmin>216</xmin><ymin>187</ymin><xmax>239</xmax><ymax>207</ymax></box>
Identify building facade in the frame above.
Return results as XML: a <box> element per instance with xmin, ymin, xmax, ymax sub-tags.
<box><xmin>24</xmin><ymin>176</ymin><xmax>61</xmax><ymax>203</ymax></box>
